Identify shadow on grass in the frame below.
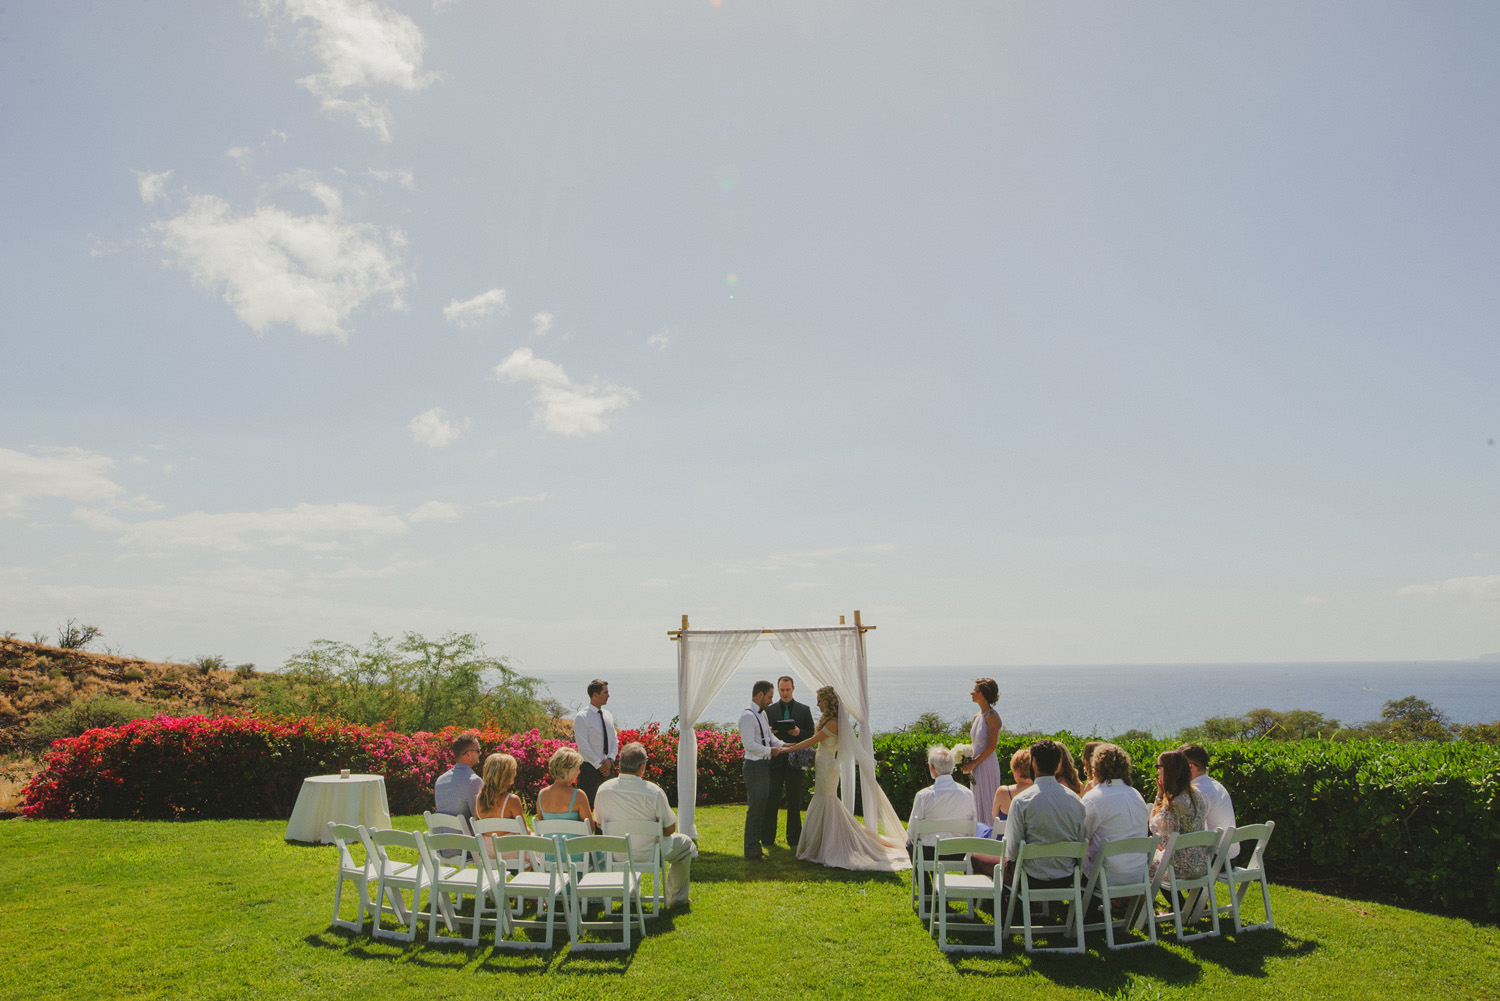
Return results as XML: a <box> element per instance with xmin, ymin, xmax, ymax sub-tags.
<box><xmin>691</xmin><ymin>848</ymin><xmax>906</xmax><ymax>886</ymax></box>
<box><xmin>1180</xmin><ymin>928</ymin><xmax>1319</xmax><ymax>977</ymax></box>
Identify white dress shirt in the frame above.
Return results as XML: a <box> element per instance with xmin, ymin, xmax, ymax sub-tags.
<box><xmin>738</xmin><ymin>705</ymin><xmax>783</xmax><ymax>761</ymax></box>
<box><xmin>1081</xmin><ymin>778</ymin><xmax>1151</xmax><ymax>883</ymax></box>
<box><xmin>907</xmin><ymin>774</ymin><xmax>978</xmax><ymax>848</ymax></box>
<box><xmin>1193</xmin><ymin>773</ymin><xmax>1240</xmax><ymax>860</ymax></box>
<box><xmin>573</xmin><ymin>704</ymin><xmax>617</xmax><ymax>769</ymax></box>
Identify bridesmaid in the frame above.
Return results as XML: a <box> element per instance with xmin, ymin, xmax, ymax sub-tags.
<box><xmin>961</xmin><ymin>678</ymin><xmax>1003</xmax><ymax>827</ymax></box>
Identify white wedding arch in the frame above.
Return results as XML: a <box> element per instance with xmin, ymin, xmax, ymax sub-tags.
<box><xmin>669</xmin><ymin>611</ymin><xmax>905</xmax><ymax>841</ymax></box>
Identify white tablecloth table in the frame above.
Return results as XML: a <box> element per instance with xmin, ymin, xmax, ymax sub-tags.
<box><xmin>284</xmin><ymin>774</ymin><xmax>392</xmax><ymax>843</ymax></box>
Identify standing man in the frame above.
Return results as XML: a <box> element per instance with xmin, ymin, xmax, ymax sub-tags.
<box><xmin>1179</xmin><ymin>743</ymin><xmax>1240</xmax><ymax>861</ymax></box>
<box><xmin>595</xmin><ymin>741</ymin><xmax>698</xmax><ymax>910</ymax></box>
<box><xmin>573</xmin><ymin>679</ymin><xmax>617</xmax><ymax>806</ymax></box>
<box><xmin>738</xmin><ymin>680</ymin><xmax>785</xmax><ymax>860</ymax></box>
<box><xmin>765</xmin><ymin>675</ymin><xmax>815</xmax><ymax>848</ymax></box>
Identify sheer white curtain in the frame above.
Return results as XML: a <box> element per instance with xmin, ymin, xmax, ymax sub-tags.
<box><xmin>675</xmin><ymin>629</ymin><xmax>762</xmax><ymax>838</ymax></box>
<box><xmin>769</xmin><ymin>628</ymin><xmax>905</xmax><ymax>840</ymax></box>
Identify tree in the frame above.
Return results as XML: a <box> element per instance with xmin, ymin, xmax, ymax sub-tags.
<box><xmin>55</xmin><ymin>619</ymin><xmax>102</xmax><ymax>650</ymax></box>
<box><xmin>1377</xmin><ymin>696</ymin><xmax>1452</xmax><ymax>742</ymax></box>
<box><xmin>252</xmin><ymin>631</ymin><xmax>548</xmax><ymax>733</ymax></box>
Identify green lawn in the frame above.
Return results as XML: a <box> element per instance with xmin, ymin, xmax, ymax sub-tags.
<box><xmin>2</xmin><ymin>807</ymin><xmax>1497</xmax><ymax>1000</ymax></box>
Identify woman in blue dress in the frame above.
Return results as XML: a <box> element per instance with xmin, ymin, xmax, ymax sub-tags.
<box><xmin>537</xmin><ymin>746</ymin><xmax>595</xmax><ymax>864</ymax></box>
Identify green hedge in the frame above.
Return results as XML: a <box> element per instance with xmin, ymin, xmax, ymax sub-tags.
<box><xmin>872</xmin><ymin>732</ymin><xmax>1500</xmax><ymax>920</ymax></box>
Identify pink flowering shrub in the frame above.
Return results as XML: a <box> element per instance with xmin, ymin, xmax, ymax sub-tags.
<box><xmin>19</xmin><ymin>715</ymin><xmax>748</xmax><ymax>819</ymax></box>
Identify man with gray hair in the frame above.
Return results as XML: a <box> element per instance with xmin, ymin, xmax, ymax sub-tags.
<box><xmin>594</xmin><ymin>741</ymin><xmax>698</xmax><ymax>910</ymax></box>
<box><xmin>906</xmin><ymin>744</ymin><xmax>978</xmax><ymax>898</ymax></box>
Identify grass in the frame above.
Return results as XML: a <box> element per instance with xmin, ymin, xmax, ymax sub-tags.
<box><xmin>2</xmin><ymin>806</ymin><xmax>1498</xmax><ymax>1000</ymax></box>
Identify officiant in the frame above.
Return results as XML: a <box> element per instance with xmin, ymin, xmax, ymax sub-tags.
<box><xmin>764</xmin><ymin>675</ymin><xmax>816</xmax><ymax>848</ymax></box>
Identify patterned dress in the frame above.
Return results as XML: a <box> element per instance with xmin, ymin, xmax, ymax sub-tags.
<box><xmin>1149</xmin><ymin>789</ymin><xmax>1208</xmax><ymax>880</ymax></box>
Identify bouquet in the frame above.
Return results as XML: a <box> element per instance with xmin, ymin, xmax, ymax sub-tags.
<box><xmin>788</xmin><ymin>748</ymin><xmax>816</xmax><ymax>769</ymax></box>
<box><xmin>951</xmin><ymin>743</ymin><xmax>974</xmax><ymax>769</ymax></box>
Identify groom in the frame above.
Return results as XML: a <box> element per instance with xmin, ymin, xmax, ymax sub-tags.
<box><xmin>739</xmin><ymin>680</ymin><xmax>786</xmax><ymax>860</ymax></box>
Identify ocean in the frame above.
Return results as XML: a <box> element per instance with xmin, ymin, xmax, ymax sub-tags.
<box><xmin>534</xmin><ymin>661</ymin><xmax>1500</xmax><ymax>737</ymax></box>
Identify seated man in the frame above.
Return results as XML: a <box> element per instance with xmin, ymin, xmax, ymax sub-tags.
<box><xmin>433</xmin><ymin>732</ymin><xmax>483</xmax><ymax>831</ymax></box>
<box><xmin>1179</xmin><ymin>743</ymin><xmax>1240</xmax><ymax>862</ymax></box>
<box><xmin>1001</xmin><ymin>739</ymin><xmax>1087</xmax><ymax>891</ymax></box>
<box><xmin>906</xmin><ymin>745</ymin><xmax>978</xmax><ymax>898</ymax></box>
<box><xmin>1081</xmin><ymin>743</ymin><xmax>1150</xmax><ymax>886</ymax></box>
<box><xmin>593</xmin><ymin>741</ymin><xmax>698</xmax><ymax>910</ymax></box>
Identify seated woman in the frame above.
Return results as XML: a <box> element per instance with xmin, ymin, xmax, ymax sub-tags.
<box><xmin>1055</xmin><ymin>744</ymin><xmax>1085</xmax><ymax>796</ymax></box>
<box><xmin>1148</xmin><ymin>749</ymin><xmax>1208</xmax><ymax>882</ymax></box>
<box><xmin>1078</xmin><ymin>740</ymin><xmax>1102</xmax><ymax>795</ymax></box>
<box><xmin>537</xmin><ymin>746</ymin><xmax>595</xmax><ymax>864</ymax></box>
<box><xmin>475</xmin><ymin>752</ymin><xmax>529</xmax><ymax>862</ymax></box>
<box><xmin>972</xmin><ymin>748</ymin><xmax>1034</xmax><ymax>878</ymax></box>
<box><xmin>992</xmin><ymin>747</ymin><xmax>1034</xmax><ymax>825</ymax></box>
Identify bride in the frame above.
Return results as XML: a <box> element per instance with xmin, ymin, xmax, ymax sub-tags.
<box><xmin>780</xmin><ymin>686</ymin><xmax>910</xmax><ymax>871</ymax></box>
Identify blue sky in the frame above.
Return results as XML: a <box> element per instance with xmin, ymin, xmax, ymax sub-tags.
<box><xmin>2</xmin><ymin>1</ymin><xmax>1497</xmax><ymax>677</ymax></box>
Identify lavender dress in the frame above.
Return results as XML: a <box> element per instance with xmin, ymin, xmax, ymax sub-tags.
<box><xmin>969</xmin><ymin>710</ymin><xmax>1002</xmax><ymax>827</ymax></box>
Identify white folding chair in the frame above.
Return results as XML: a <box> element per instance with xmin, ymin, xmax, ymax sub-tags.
<box><xmin>1214</xmin><ymin>821</ymin><xmax>1276</xmax><ymax>933</ymax></box>
<box><xmin>908</xmin><ymin>818</ymin><xmax>979</xmax><ymax>923</ymax></box>
<box><xmin>327</xmin><ymin>822</ymin><xmax>376</xmax><ymax>933</ymax></box>
<box><xmin>566</xmin><ymin>835</ymin><xmax>647</xmax><ymax>952</ymax></box>
<box><xmin>534</xmin><ymin>818</ymin><xmax>595</xmax><ymax>874</ymax></box>
<box><xmin>1004</xmin><ymin>841</ymin><xmax>1087</xmax><ymax>954</ymax></box>
<box><xmin>600</xmin><ymin>819</ymin><xmax>667</xmax><ymax>918</ymax></box>
<box><xmin>478</xmin><ymin>834</ymin><xmax>573</xmax><ymax>950</ymax></box>
<box><xmin>929</xmin><ymin>836</ymin><xmax>1006</xmax><ymax>954</ymax></box>
<box><xmin>1079</xmin><ymin>834</ymin><xmax>1164</xmax><ymax>950</ymax></box>
<box><xmin>424</xmin><ymin>811</ymin><xmax>472</xmax><ymax>862</ymax></box>
<box><xmin>366</xmin><ymin>828</ymin><xmax>433</xmax><ymax>943</ymax></box>
<box><xmin>422</xmin><ymin>832</ymin><xmax>495</xmax><ymax>948</ymax></box>
<box><xmin>1153</xmin><ymin>827</ymin><xmax>1232</xmax><ymax>941</ymax></box>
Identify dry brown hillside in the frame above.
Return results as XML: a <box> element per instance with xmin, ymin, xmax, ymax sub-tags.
<box><xmin>0</xmin><ymin>638</ymin><xmax>260</xmax><ymax>754</ymax></box>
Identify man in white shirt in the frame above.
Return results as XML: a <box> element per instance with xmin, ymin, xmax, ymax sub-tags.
<box><xmin>738</xmin><ymin>680</ymin><xmax>785</xmax><ymax>860</ymax></box>
<box><xmin>1081</xmin><ymin>743</ymin><xmax>1150</xmax><ymax>885</ymax></box>
<box><xmin>572</xmin><ymin>679</ymin><xmax>617</xmax><ymax>805</ymax></box>
<box><xmin>906</xmin><ymin>745</ymin><xmax>978</xmax><ymax>899</ymax></box>
<box><xmin>594</xmin><ymin>741</ymin><xmax>698</xmax><ymax>909</ymax></box>
<box><xmin>1180</xmin><ymin>743</ymin><xmax>1240</xmax><ymax>861</ymax></box>
<box><xmin>1004</xmin><ymin>739</ymin><xmax>1087</xmax><ymax>888</ymax></box>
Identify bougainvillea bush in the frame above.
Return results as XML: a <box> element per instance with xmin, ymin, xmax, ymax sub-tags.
<box><xmin>19</xmin><ymin>716</ymin><xmax>747</xmax><ymax>820</ymax></box>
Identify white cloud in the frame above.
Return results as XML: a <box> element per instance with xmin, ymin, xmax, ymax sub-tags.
<box><xmin>153</xmin><ymin>187</ymin><xmax>408</xmax><ymax>340</ymax></box>
<box><xmin>408</xmin><ymin>407</ymin><xmax>468</xmax><ymax>447</ymax></box>
<box><xmin>226</xmin><ymin>146</ymin><xmax>254</xmax><ymax>170</ymax></box>
<box><xmin>724</xmin><ymin>543</ymin><xmax>897</xmax><ymax>574</ymax></box>
<box><xmin>531</xmin><ymin>312</ymin><xmax>554</xmax><ymax>338</ymax></box>
<box><xmin>405</xmin><ymin>500</ymin><xmax>462</xmax><ymax>523</ymax></box>
<box><xmin>78</xmin><ymin>502</ymin><xmax>410</xmax><ymax>553</ymax></box>
<box><xmin>648</xmin><ymin>329</ymin><xmax>670</xmax><ymax>351</ymax></box>
<box><xmin>367</xmin><ymin>167</ymin><xmax>417</xmax><ymax>191</ymax></box>
<box><xmin>135</xmin><ymin>170</ymin><xmax>172</xmax><ymax>203</ymax></box>
<box><xmin>481</xmin><ymin>492</ymin><xmax>551</xmax><ymax>508</ymax></box>
<box><xmin>443</xmin><ymin>288</ymin><xmax>508</xmax><ymax>327</ymax></box>
<box><xmin>493</xmin><ymin>347</ymin><xmax>639</xmax><ymax>437</ymax></box>
<box><xmin>0</xmin><ymin>447</ymin><xmax>124</xmax><ymax>518</ymax></box>
<box><xmin>1398</xmin><ymin>575</ymin><xmax>1500</xmax><ymax>601</ymax></box>
<box><xmin>260</xmin><ymin>0</ymin><xmax>434</xmax><ymax>141</ymax></box>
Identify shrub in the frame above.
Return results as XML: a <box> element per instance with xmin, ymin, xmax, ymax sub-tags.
<box><xmin>18</xmin><ymin>717</ymin><xmax>747</xmax><ymax>822</ymax></box>
<box><xmin>122</xmin><ymin>668</ymin><xmax>145</xmax><ymax>682</ymax></box>
<box><xmin>194</xmin><ymin>655</ymin><xmax>228</xmax><ymax>675</ymax></box>
<box><xmin>233</xmin><ymin>663</ymin><xmax>256</xmax><ymax>680</ymax></box>
<box><xmin>19</xmin><ymin>696</ymin><xmax>160</xmax><ymax>753</ymax></box>
<box><xmin>55</xmin><ymin>619</ymin><xmax>102</xmax><ymax>650</ymax></box>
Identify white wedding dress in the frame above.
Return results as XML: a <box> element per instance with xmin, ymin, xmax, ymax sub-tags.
<box><xmin>795</xmin><ymin>731</ymin><xmax>911</xmax><ymax>871</ymax></box>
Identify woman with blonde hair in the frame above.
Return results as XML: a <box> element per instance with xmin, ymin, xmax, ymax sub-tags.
<box><xmin>538</xmin><ymin>746</ymin><xmax>595</xmax><ymax>863</ymax></box>
<box><xmin>1148</xmin><ymin>749</ymin><xmax>1208</xmax><ymax>881</ymax></box>
<box><xmin>475</xmin><ymin>752</ymin><xmax>529</xmax><ymax>861</ymax></box>
<box><xmin>1054</xmin><ymin>744</ymin><xmax>1085</xmax><ymax>796</ymax></box>
<box><xmin>992</xmin><ymin>747</ymin><xmax>1034</xmax><ymax>823</ymax></box>
<box><xmin>780</xmin><ymin>686</ymin><xmax>910</xmax><ymax>871</ymax></box>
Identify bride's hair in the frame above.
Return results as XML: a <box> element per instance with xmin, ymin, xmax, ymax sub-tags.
<box><xmin>815</xmin><ymin>686</ymin><xmax>839</xmax><ymax>732</ymax></box>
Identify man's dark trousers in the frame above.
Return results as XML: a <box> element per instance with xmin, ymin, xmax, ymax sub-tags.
<box><xmin>743</xmin><ymin>758</ymin><xmax>772</xmax><ymax>858</ymax></box>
